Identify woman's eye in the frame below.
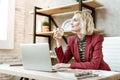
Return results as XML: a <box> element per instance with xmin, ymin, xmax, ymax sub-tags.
<box><xmin>74</xmin><ymin>19</ymin><xmax>76</xmax><ymax>21</ymax></box>
<box><xmin>74</xmin><ymin>19</ymin><xmax>77</xmax><ymax>22</ymax></box>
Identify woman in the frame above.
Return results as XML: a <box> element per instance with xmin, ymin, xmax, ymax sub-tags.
<box><xmin>53</xmin><ymin>10</ymin><xmax>111</xmax><ymax>71</ymax></box>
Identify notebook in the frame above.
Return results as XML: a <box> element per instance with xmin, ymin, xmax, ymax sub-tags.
<box><xmin>20</xmin><ymin>43</ymin><xmax>55</xmax><ymax>71</ymax></box>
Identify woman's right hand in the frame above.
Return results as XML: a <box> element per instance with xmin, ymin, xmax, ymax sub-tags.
<box><xmin>53</xmin><ymin>28</ymin><xmax>64</xmax><ymax>47</ymax></box>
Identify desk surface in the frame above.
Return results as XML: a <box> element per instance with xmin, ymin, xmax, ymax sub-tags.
<box><xmin>0</xmin><ymin>64</ymin><xmax>120</xmax><ymax>80</ymax></box>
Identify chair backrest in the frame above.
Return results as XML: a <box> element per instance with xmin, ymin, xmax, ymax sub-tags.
<box><xmin>103</xmin><ymin>37</ymin><xmax>120</xmax><ymax>71</ymax></box>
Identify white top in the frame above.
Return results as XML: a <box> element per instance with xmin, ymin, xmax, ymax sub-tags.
<box><xmin>0</xmin><ymin>64</ymin><xmax>120</xmax><ymax>80</ymax></box>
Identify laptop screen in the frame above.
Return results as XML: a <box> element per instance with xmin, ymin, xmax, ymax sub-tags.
<box><xmin>20</xmin><ymin>43</ymin><xmax>53</xmax><ymax>71</ymax></box>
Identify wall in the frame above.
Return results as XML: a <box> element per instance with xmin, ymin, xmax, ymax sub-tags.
<box><xmin>0</xmin><ymin>0</ymin><xmax>120</xmax><ymax>80</ymax></box>
<box><xmin>0</xmin><ymin>0</ymin><xmax>25</xmax><ymax>79</ymax></box>
<box><xmin>96</xmin><ymin>0</ymin><xmax>120</xmax><ymax>36</ymax></box>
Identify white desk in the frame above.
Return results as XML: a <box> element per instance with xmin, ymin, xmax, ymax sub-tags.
<box><xmin>0</xmin><ymin>64</ymin><xmax>120</xmax><ymax>80</ymax></box>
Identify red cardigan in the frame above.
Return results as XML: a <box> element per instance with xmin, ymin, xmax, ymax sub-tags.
<box><xmin>55</xmin><ymin>34</ymin><xmax>111</xmax><ymax>71</ymax></box>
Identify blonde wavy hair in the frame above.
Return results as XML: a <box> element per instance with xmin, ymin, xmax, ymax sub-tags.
<box><xmin>74</xmin><ymin>9</ymin><xmax>94</xmax><ymax>35</ymax></box>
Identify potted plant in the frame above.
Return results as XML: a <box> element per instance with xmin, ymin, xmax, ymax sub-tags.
<box><xmin>42</xmin><ymin>21</ymin><xmax>49</xmax><ymax>32</ymax></box>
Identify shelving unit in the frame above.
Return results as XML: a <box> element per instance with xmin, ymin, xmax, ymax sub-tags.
<box><xmin>32</xmin><ymin>0</ymin><xmax>103</xmax><ymax>49</ymax></box>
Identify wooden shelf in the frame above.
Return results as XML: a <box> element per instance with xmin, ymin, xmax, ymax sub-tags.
<box><xmin>36</xmin><ymin>31</ymin><xmax>73</xmax><ymax>36</ymax></box>
<box><xmin>30</xmin><ymin>0</ymin><xmax>103</xmax><ymax>15</ymax></box>
<box><xmin>36</xmin><ymin>29</ymin><xmax>104</xmax><ymax>36</ymax></box>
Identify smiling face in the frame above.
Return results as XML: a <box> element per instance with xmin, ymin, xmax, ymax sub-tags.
<box><xmin>71</xmin><ymin>13</ymin><xmax>82</xmax><ymax>33</ymax></box>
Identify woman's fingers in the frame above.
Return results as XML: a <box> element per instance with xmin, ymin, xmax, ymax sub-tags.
<box><xmin>53</xmin><ymin>28</ymin><xmax>64</xmax><ymax>39</ymax></box>
<box><xmin>53</xmin><ymin>64</ymin><xmax>60</xmax><ymax>69</ymax></box>
<box><xmin>53</xmin><ymin>63</ymin><xmax>70</xmax><ymax>68</ymax></box>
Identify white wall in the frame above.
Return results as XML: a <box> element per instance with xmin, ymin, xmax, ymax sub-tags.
<box><xmin>96</xmin><ymin>0</ymin><xmax>120</xmax><ymax>36</ymax></box>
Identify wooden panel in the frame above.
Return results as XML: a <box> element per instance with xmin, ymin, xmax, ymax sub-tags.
<box><xmin>83</xmin><ymin>0</ymin><xmax>103</xmax><ymax>8</ymax></box>
<box><xmin>37</xmin><ymin>3</ymin><xmax>79</xmax><ymax>15</ymax></box>
<box><xmin>36</xmin><ymin>29</ymin><xmax>104</xmax><ymax>36</ymax></box>
<box><xmin>29</xmin><ymin>0</ymin><xmax>103</xmax><ymax>15</ymax></box>
<box><xmin>36</xmin><ymin>31</ymin><xmax>74</xmax><ymax>36</ymax></box>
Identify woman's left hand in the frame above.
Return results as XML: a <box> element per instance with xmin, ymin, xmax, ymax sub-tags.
<box><xmin>53</xmin><ymin>63</ymin><xmax>70</xmax><ymax>69</ymax></box>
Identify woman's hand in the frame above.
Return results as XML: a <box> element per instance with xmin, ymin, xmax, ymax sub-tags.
<box><xmin>53</xmin><ymin>63</ymin><xmax>70</xmax><ymax>69</ymax></box>
<box><xmin>53</xmin><ymin>28</ymin><xmax>64</xmax><ymax>47</ymax></box>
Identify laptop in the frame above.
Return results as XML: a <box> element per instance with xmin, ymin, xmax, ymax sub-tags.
<box><xmin>20</xmin><ymin>43</ymin><xmax>55</xmax><ymax>71</ymax></box>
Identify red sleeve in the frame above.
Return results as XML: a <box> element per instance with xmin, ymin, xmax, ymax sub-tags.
<box><xmin>70</xmin><ymin>35</ymin><xmax>103</xmax><ymax>69</ymax></box>
<box><xmin>55</xmin><ymin>37</ymin><xmax>73</xmax><ymax>63</ymax></box>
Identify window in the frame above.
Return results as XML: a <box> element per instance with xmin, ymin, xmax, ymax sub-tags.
<box><xmin>0</xmin><ymin>0</ymin><xmax>8</xmax><ymax>40</ymax></box>
<box><xmin>0</xmin><ymin>0</ymin><xmax>15</xmax><ymax>49</ymax></box>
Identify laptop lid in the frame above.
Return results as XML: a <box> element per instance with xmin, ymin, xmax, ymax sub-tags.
<box><xmin>20</xmin><ymin>43</ymin><xmax>53</xmax><ymax>71</ymax></box>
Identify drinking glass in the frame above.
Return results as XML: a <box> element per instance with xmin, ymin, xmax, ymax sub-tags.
<box><xmin>53</xmin><ymin>28</ymin><xmax>64</xmax><ymax>38</ymax></box>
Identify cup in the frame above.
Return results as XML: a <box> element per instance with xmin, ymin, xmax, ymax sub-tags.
<box><xmin>53</xmin><ymin>28</ymin><xmax>64</xmax><ymax>38</ymax></box>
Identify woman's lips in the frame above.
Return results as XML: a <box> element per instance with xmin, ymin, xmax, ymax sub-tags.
<box><xmin>71</xmin><ymin>26</ymin><xmax>74</xmax><ymax>28</ymax></box>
